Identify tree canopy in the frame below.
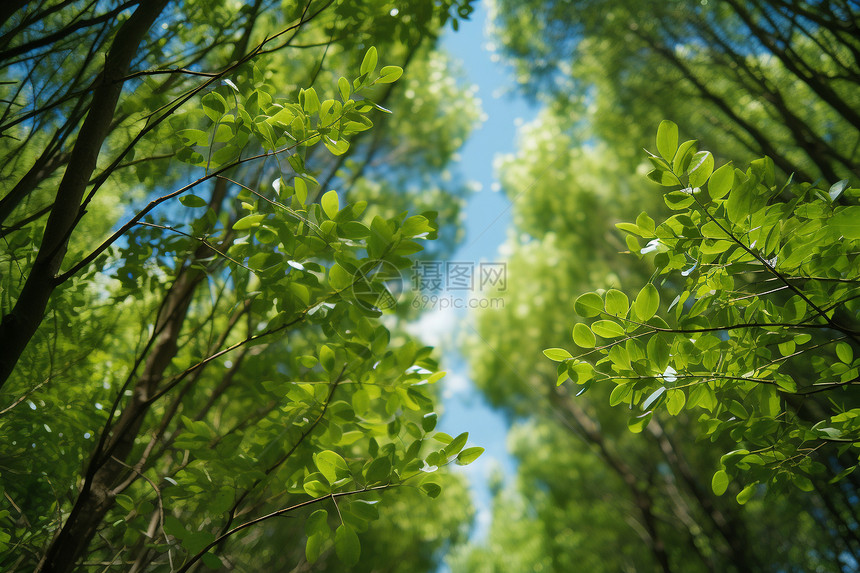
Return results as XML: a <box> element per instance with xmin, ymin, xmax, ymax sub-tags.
<box><xmin>0</xmin><ymin>1</ymin><xmax>483</xmax><ymax>571</ymax></box>
<box><xmin>2</xmin><ymin>1</ymin><xmax>860</xmax><ymax>572</ymax></box>
<box><xmin>454</xmin><ymin>1</ymin><xmax>860</xmax><ymax>572</ymax></box>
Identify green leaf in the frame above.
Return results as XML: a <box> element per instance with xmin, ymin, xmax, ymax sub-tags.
<box><xmin>179</xmin><ymin>194</ymin><xmax>208</xmax><ymax>208</ymax></box>
<box><xmin>604</xmin><ymin>289</ymin><xmax>629</xmax><ymax>317</ymax></box>
<box><xmin>793</xmin><ymin>475</ymin><xmax>814</xmax><ymax>492</ymax></box>
<box><xmin>176</xmin><ymin>128</ymin><xmax>209</xmax><ymax>147</ymax></box>
<box><xmin>115</xmin><ymin>494</ymin><xmax>134</xmax><ymax>511</ymax></box>
<box><xmin>233</xmin><ymin>214</ymin><xmax>266</xmax><ymax>231</ymax></box>
<box><xmin>303</xmin><ymin>475</ymin><xmax>330</xmax><ymax>497</ymax></box>
<box><xmin>350</xmin><ymin>500</ymin><xmax>379</xmax><ymax>521</ymax></box>
<box><xmin>456</xmin><ymin>447</ymin><xmax>484</xmax><ymax>465</ymax></box>
<box><xmin>567</xmin><ymin>360</ymin><xmax>593</xmax><ymax>385</ymax></box>
<box><xmin>736</xmin><ymin>483</ymin><xmax>756</xmax><ymax>504</ymax></box>
<box><xmin>574</xmin><ymin>292</ymin><xmax>604</xmax><ymax>317</ymax></box>
<box><xmin>641</xmin><ymin>386</ymin><xmax>666</xmax><ymax>410</ymax></box>
<box><xmin>836</xmin><ymin>342</ymin><xmax>853</xmax><ymax>363</ymax></box>
<box><xmin>627</xmin><ymin>412</ymin><xmax>652</xmax><ymax>433</ymax></box>
<box><xmin>320</xmin><ymin>345</ymin><xmax>336</xmax><ymax>372</ymax></box>
<box><xmin>656</xmin><ymin>120</ymin><xmax>679</xmax><ymax>161</ymax></box>
<box><xmin>338</xmin><ymin>76</ymin><xmax>351</xmax><ymax>101</ymax></box>
<box><xmin>648</xmin><ymin>169</ymin><xmax>682</xmax><ymax>186</ymax></box>
<box><xmin>364</xmin><ymin>457</ymin><xmax>391</xmax><ymax>485</ymax></box>
<box><xmin>572</xmin><ymin>323</ymin><xmax>596</xmax><ymax>348</ymax></box>
<box><xmin>183</xmin><ymin>532</ymin><xmax>216</xmax><ymax>555</ymax></box>
<box><xmin>636</xmin><ymin>212</ymin><xmax>656</xmax><ymax>235</ymax></box>
<box><xmin>832</xmin><ymin>206</ymin><xmax>860</xmax><ymax>239</ymax></box>
<box><xmin>591</xmin><ymin>320</ymin><xmax>625</xmax><ymax>339</ymax></box>
<box><xmin>633</xmin><ymin>284</ymin><xmax>659</xmax><ymax>321</ymax></box>
<box><xmin>305</xmin><ymin>509</ymin><xmax>329</xmax><ymax>537</ymax></box>
<box><xmin>829</xmin><ymin>465</ymin><xmax>856</xmax><ymax>484</ymax></box>
<box><xmin>544</xmin><ymin>348</ymin><xmax>573</xmax><ymax>361</ymax></box>
<box><xmin>360</xmin><ymin>46</ymin><xmax>378</xmax><ymax>76</ymax></box>
<box><xmin>321</xmin><ymin>190</ymin><xmax>339</xmax><ymax>219</ymax></box>
<box><xmin>672</xmin><ymin>140</ymin><xmax>698</xmax><ymax>173</ymax></box>
<box><xmin>712</xmin><ymin>470</ymin><xmax>729</xmax><ymax>496</ymax></box>
<box><xmin>201</xmin><ymin>91</ymin><xmax>228</xmax><ymax>119</ymax></box>
<box><xmin>324</xmin><ymin>137</ymin><xmax>350</xmax><ymax>156</ymax></box>
<box><xmin>301</xmin><ymin>87</ymin><xmax>320</xmax><ymax>115</ymax></box>
<box><xmin>829</xmin><ymin>179</ymin><xmax>849</xmax><ymax>202</ymax></box>
<box><xmin>294</xmin><ymin>177</ymin><xmax>308</xmax><ymax>203</ymax></box>
<box><xmin>269</xmin><ymin>106</ymin><xmax>295</xmax><ymax>128</ymax></box>
<box><xmin>664</xmin><ymin>190</ymin><xmax>695</xmax><ymax>210</ymax></box>
<box><xmin>163</xmin><ymin>516</ymin><xmax>187</xmax><ymax>539</ymax></box>
<box><xmin>335</xmin><ymin>525</ymin><xmax>360</xmax><ymax>566</ymax></box>
<box><xmin>314</xmin><ymin>450</ymin><xmax>349</xmax><ymax>484</ymax></box>
<box><xmin>420</xmin><ymin>482</ymin><xmax>442</xmax><ymax>498</ymax></box>
<box><xmin>688</xmin><ymin>151</ymin><xmax>714</xmax><ymax>188</ymax></box>
<box><xmin>328</xmin><ymin>264</ymin><xmax>353</xmax><ymax>291</ymax></box>
<box><xmin>445</xmin><ymin>432</ymin><xmax>469</xmax><ymax>457</ymax></box>
<box><xmin>708</xmin><ymin>162</ymin><xmax>734</xmax><ymax>200</ymax></box>
<box><xmin>609</xmin><ymin>383</ymin><xmax>632</xmax><ymax>406</ymax></box>
<box><xmin>306</xmin><ymin>532</ymin><xmax>325</xmax><ymax>564</ymax></box>
<box><xmin>202</xmin><ymin>552</ymin><xmax>222</xmax><ymax>569</ymax></box>
<box><xmin>426</xmin><ymin>371</ymin><xmax>446</xmax><ymax>384</ymax></box>
<box><xmin>666</xmin><ymin>388</ymin><xmax>686</xmax><ymax>415</ymax></box>
<box><xmin>376</xmin><ymin>65</ymin><xmax>403</xmax><ymax>84</ymax></box>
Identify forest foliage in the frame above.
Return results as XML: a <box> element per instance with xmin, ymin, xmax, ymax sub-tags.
<box><xmin>2</xmin><ymin>1</ymin><xmax>860</xmax><ymax>572</ymax></box>
<box><xmin>454</xmin><ymin>1</ymin><xmax>860</xmax><ymax>572</ymax></box>
<box><xmin>0</xmin><ymin>1</ymin><xmax>482</xmax><ymax>571</ymax></box>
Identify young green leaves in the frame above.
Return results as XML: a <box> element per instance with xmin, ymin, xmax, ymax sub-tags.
<box><xmin>549</xmin><ymin>120</ymin><xmax>860</xmax><ymax>501</ymax></box>
<box><xmin>173</xmin><ymin>47</ymin><xmax>405</xmax><ymax>171</ymax></box>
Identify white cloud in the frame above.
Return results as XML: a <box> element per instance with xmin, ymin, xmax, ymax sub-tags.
<box><xmin>442</xmin><ymin>371</ymin><xmax>470</xmax><ymax>400</ymax></box>
<box><xmin>404</xmin><ymin>305</ymin><xmax>459</xmax><ymax>348</ymax></box>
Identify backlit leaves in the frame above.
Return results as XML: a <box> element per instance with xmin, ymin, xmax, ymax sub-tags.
<box><xmin>547</xmin><ymin>121</ymin><xmax>860</xmax><ymax>498</ymax></box>
<box><xmin>335</xmin><ymin>525</ymin><xmax>361</xmax><ymax>566</ymax></box>
<box><xmin>656</xmin><ymin>119</ymin><xmax>678</xmax><ymax>161</ymax></box>
<box><xmin>687</xmin><ymin>150</ymin><xmax>714</xmax><ymax>188</ymax></box>
<box><xmin>632</xmin><ymin>284</ymin><xmax>659</xmax><ymax>321</ymax></box>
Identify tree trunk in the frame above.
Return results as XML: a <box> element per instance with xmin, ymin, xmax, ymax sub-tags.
<box><xmin>34</xmin><ymin>177</ymin><xmax>229</xmax><ymax>573</ymax></box>
<box><xmin>0</xmin><ymin>0</ymin><xmax>168</xmax><ymax>389</ymax></box>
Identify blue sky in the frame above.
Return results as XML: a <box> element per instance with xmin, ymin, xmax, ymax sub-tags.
<box><xmin>405</xmin><ymin>0</ymin><xmax>539</xmax><ymax>546</ymax></box>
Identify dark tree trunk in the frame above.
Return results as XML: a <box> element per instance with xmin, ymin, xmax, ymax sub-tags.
<box><xmin>0</xmin><ymin>0</ymin><xmax>168</xmax><ymax>389</ymax></box>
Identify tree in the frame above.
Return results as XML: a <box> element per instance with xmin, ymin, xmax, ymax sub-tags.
<box><xmin>0</xmin><ymin>1</ymin><xmax>483</xmax><ymax>571</ymax></box>
<box><xmin>455</xmin><ymin>113</ymin><xmax>848</xmax><ymax>572</ymax></box>
<box><xmin>488</xmin><ymin>0</ymin><xmax>860</xmax><ymax>182</ymax></box>
<box><xmin>455</xmin><ymin>1</ymin><xmax>860</xmax><ymax>569</ymax></box>
<box><xmin>553</xmin><ymin>119</ymin><xmax>860</xmax><ymax>505</ymax></box>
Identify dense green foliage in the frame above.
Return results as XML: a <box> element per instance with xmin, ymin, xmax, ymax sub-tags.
<box><xmin>454</xmin><ymin>113</ymin><xmax>849</xmax><ymax>573</ymax></box>
<box><xmin>454</xmin><ymin>1</ymin><xmax>860</xmax><ymax>572</ymax></box>
<box><xmin>553</xmin><ymin>121</ymin><xmax>860</xmax><ymax>499</ymax></box>
<box><xmin>0</xmin><ymin>1</ymin><xmax>482</xmax><ymax>571</ymax></box>
<box><xmin>4</xmin><ymin>1</ymin><xmax>860</xmax><ymax>572</ymax></box>
<box><xmin>488</xmin><ymin>0</ymin><xmax>860</xmax><ymax>181</ymax></box>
